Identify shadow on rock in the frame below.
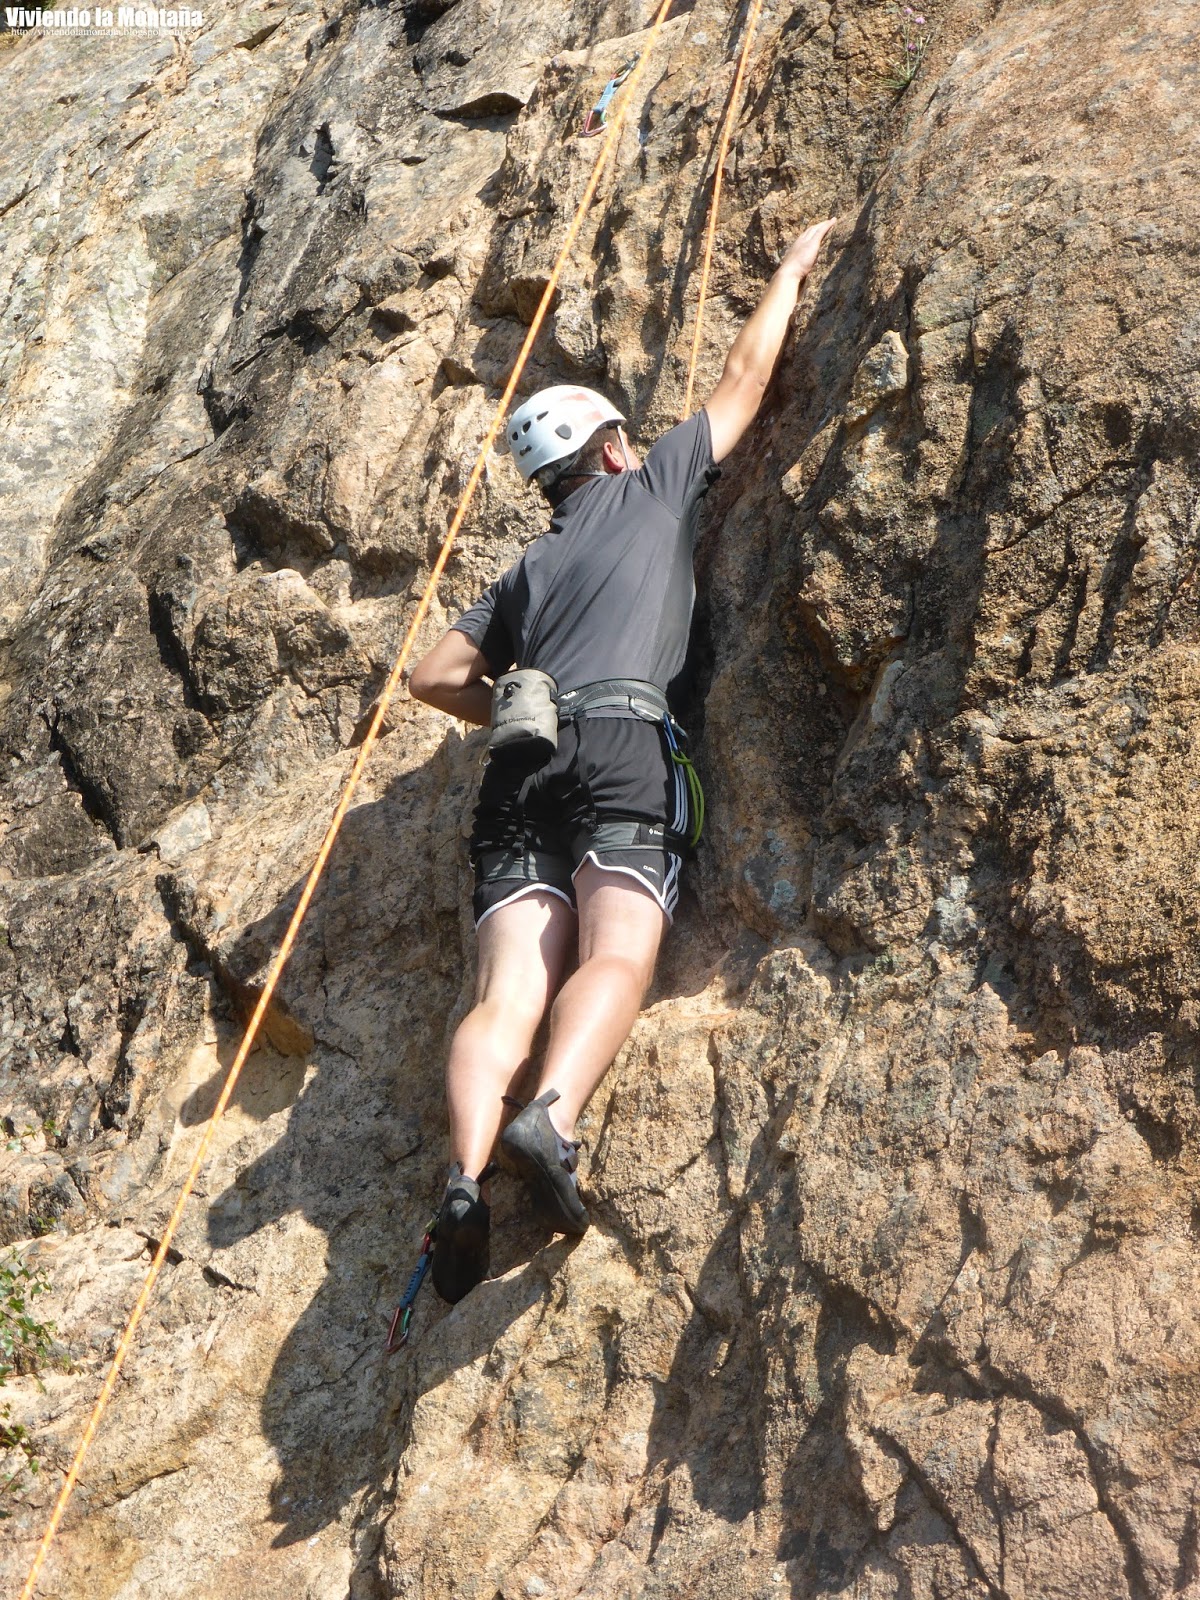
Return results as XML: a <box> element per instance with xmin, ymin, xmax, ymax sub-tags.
<box><xmin>637</xmin><ymin>1100</ymin><xmax>898</xmax><ymax>1596</ymax></box>
<box><xmin>184</xmin><ymin>734</ymin><xmax>686</xmax><ymax>1560</ymax></box>
<box><xmin>168</xmin><ymin>738</ymin><xmax>545</xmax><ymax>1552</ymax></box>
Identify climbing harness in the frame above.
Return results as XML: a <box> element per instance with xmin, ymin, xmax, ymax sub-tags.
<box><xmin>483</xmin><ymin>674</ymin><xmax>706</xmax><ymax>845</ymax></box>
<box><xmin>580</xmin><ymin>58</ymin><xmax>636</xmax><ymax>137</ymax></box>
<box><xmin>556</xmin><ymin>676</ymin><xmax>671</xmax><ymax>723</ymax></box>
<box><xmin>385</xmin><ymin>1213</ymin><xmax>437</xmax><ymax>1353</ymax></box>
<box><xmin>20</xmin><ymin>0</ymin><xmax>760</xmax><ymax>1583</ymax></box>
<box><xmin>556</xmin><ymin>678</ymin><xmax>705</xmax><ymax>849</ymax></box>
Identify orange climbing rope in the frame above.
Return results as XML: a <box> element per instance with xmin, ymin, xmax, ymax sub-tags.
<box><xmin>681</xmin><ymin>0</ymin><xmax>765</xmax><ymax>419</ymax></box>
<box><xmin>19</xmin><ymin>2</ymin><xmax>772</xmax><ymax>1587</ymax></box>
<box><xmin>16</xmin><ymin>6</ymin><xmax>676</xmax><ymax>1594</ymax></box>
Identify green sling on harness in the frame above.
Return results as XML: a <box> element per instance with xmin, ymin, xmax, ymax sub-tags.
<box><xmin>661</xmin><ymin>712</ymin><xmax>705</xmax><ymax>848</ymax></box>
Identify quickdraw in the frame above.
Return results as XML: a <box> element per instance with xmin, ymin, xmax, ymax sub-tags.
<box><xmin>662</xmin><ymin>714</ymin><xmax>705</xmax><ymax>847</ymax></box>
<box><xmin>580</xmin><ymin>58</ymin><xmax>636</xmax><ymax>137</ymax></box>
<box><xmin>385</xmin><ymin>1213</ymin><xmax>437</xmax><ymax>1353</ymax></box>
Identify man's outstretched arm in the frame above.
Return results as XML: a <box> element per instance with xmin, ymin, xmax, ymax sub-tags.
<box><xmin>703</xmin><ymin>219</ymin><xmax>836</xmax><ymax>464</ymax></box>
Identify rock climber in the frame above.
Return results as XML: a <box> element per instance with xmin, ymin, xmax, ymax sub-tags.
<box><xmin>409</xmin><ymin>219</ymin><xmax>837</xmax><ymax>1302</ymax></box>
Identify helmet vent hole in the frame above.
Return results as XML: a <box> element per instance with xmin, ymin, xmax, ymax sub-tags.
<box><xmin>521</xmin><ymin>421</ymin><xmax>531</xmax><ymax>434</ymax></box>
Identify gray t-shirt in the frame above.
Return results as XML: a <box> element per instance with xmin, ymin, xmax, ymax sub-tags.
<box><xmin>451</xmin><ymin>409</ymin><xmax>717</xmax><ymax>706</ymax></box>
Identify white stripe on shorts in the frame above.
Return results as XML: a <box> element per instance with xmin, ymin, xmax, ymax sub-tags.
<box><xmin>474</xmin><ymin>881</ymin><xmax>576</xmax><ymax>930</ymax></box>
<box><xmin>573</xmin><ymin>852</ymin><xmax>679</xmax><ymax>924</ymax></box>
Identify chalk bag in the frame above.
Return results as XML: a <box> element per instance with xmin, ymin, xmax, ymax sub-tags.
<box><xmin>488</xmin><ymin>667</ymin><xmax>559</xmax><ymax>774</ymax></box>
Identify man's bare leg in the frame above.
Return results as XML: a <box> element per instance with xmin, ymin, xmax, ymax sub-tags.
<box><xmin>446</xmin><ymin>890</ymin><xmax>576</xmax><ymax>1179</ymax></box>
<box><xmin>533</xmin><ymin>863</ymin><xmax>668</xmax><ymax>1140</ymax></box>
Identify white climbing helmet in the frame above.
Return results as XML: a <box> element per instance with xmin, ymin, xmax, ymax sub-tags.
<box><xmin>505</xmin><ymin>386</ymin><xmax>626</xmax><ymax>483</ymax></box>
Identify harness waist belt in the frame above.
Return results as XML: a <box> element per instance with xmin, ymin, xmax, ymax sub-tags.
<box><xmin>555</xmin><ymin>678</ymin><xmax>670</xmax><ymax>725</ymax></box>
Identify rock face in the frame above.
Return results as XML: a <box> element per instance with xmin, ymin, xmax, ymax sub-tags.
<box><xmin>2</xmin><ymin>0</ymin><xmax>1199</xmax><ymax>1595</ymax></box>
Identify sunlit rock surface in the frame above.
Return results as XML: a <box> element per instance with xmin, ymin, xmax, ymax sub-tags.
<box><xmin>2</xmin><ymin>0</ymin><xmax>1199</xmax><ymax>1594</ymax></box>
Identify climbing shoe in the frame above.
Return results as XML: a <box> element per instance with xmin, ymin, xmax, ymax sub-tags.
<box><xmin>500</xmin><ymin>1089</ymin><xmax>589</xmax><ymax>1237</ymax></box>
<box><xmin>431</xmin><ymin>1173</ymin><xmax>490</xmax><ymax>1304</ymax></box>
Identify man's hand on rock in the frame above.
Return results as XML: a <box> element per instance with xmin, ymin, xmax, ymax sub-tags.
<box><xmin>779</xmin><ymin>219</ymin><xmax>837</xmax><ymax>283</ymax></box>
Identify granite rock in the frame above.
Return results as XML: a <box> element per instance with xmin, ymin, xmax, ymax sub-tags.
<box><xmin>2</xmin><ymin>0</ymin><xmax>1199</xmax><ymax>1595</ymax></box>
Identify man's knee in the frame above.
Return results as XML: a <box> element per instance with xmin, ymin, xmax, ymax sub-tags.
<box><xmin>579</xmin><ymin>946</ymin><xmax>658</xmax><ymax>1001</ymax></box>
<box><xmin>576</xmin><ymin>863</ymin><xmax>667</xmax><ymax>939</ymax></box>
<box><xmin>471</xmin><ymin>987</ymin><xmax>547</xmax><ymax>1034</ymax></box>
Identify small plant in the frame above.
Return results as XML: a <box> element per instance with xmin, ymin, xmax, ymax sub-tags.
<box><xmin>882</xmin><ymin>5</ymin><xmax>931</xmax><ymax>92</ymax></box>
<box><xmin>0</xmin><ymin>1253</ymin><xmax>52</xmax><ymax>1378</ymax></box>
<box><xmin>0</xmin><ymin>1410</ymin><xmax>40</xmax><ymax>1508</ymax></box>
<box><xmin>0</xmin><ymin>1252</ymin><xmax>55</xmax><ymax>1515</ymax></box>
<box><xmin>2</xmin><ymin>1116</ymin><xmax>62</xmax><ymax>1154</ymax></box>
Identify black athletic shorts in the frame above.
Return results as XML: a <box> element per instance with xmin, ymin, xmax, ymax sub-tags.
<box><xmin>469</xmin><ymin>717</ymin><xmax>689</xmax><ymax>927</ymax></box>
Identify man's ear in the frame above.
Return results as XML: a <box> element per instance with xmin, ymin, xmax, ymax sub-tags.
<box><xmin>602</xmin><ymin>436</ymin><xmax>626</xmax><ymax>473</ymax></box>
